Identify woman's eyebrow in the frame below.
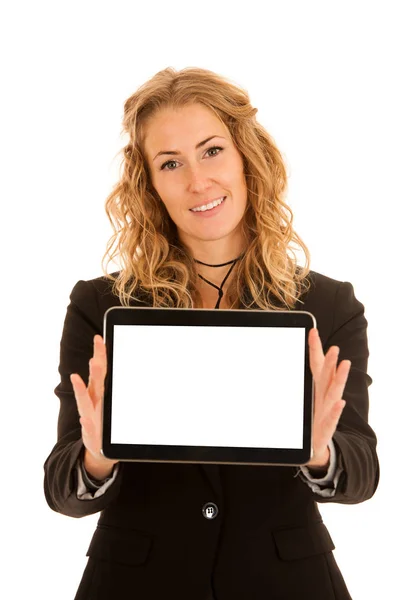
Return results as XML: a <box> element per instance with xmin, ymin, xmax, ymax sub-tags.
<box><xmin>153</xmin><ymin>135</ymin><xmax>226</xmax><ymax>161</ymax></box>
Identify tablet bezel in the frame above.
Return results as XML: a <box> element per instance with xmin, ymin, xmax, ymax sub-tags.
<box><xmin>101</xmin><ymin>307</ymin><xmax>316</xmax><ymax>466</ymax></box>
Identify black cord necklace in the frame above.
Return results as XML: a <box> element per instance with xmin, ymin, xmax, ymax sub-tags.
<box><xmin>194</xmin><ymin>252</ymin><xmax>245</xmax><ymax>309</ymax></box>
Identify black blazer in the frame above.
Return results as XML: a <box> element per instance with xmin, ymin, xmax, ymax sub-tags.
<box><xmin>43</xmin><ymin>269</ymin><xmax>379</xmax><ymax>600</ymax></box>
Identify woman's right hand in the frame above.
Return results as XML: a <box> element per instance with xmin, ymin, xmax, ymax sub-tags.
<box><xmin>70</xmin><ymin>334</ymin><xmax>119</xmax><ymax>480</ymax></box>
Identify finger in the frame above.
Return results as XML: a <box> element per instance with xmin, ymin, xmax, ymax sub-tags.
<box><xmin>87</xmin><ymin>357</ymin><xmax>94</xmax><ymax>403</ymax></box>
<box><xmin>88</xmin><ymin>358</ymin><xmax>104</xmax><ymax>409</ymax></box>
<box><xmin>79</xmin><ymin>415</ymin><xmax>99</xmax><ymax>455</ymax></box>
<box><xmin>308</xmin><ymin>330</ymin><xmax>336</xmax><ymax>413</ymax></box>
<box><xmin>88</xmin><ymin>336</ymin><xmax>107</xmax><ymax>408</ymax></box>
<box><xmin>70</xmin><ymin>373</ymin><xmax>94</xmax><ymax>420</ymax></box>
<box><xmin>326</xmin><ymin>359</ymin><xmax>352</xmax><ymax>403</ymax></box>
<box><xmin>315</xmin><ymin>345</ymin><xmax>340</xmax><ymax>403</ymax></box>
<box><xmin>93</xmin><ymin>335</ymin><xmax>107</xmax><ymax>377</ymax></box>
<box><xmin>317</xmin><ymin>399</ymin><xmax>346</xmax><ymax>447</ymax></box>
<box><xmin>94</xmin><ymin>335</ymin><xmax>107</xmax><ymax>361</ymax></box>
<box><xmin>308</xmin><ymin>329</ymin><xmax>325</xmax><ymax>380</ymax></box>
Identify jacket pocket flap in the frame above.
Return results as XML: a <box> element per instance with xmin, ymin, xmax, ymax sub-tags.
<box><xmin>272</xmin><ymin>521</ymin><xmax>335</xmax><ymax>561</ymax></box>
<box><xmin>86</xmin><ymin>525</ymin><xmax>152</xmax><ymax>566</ymax></box>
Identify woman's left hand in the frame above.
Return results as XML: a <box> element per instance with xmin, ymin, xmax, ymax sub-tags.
<box><xmin>306</xmin><ymin>328</ymin><xmax>352</xmax><ymax>469</ymax></box>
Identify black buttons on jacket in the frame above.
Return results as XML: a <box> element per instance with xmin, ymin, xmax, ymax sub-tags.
<box><xmin>202</xmin><ymin>502</ymin><xmax>218</xmax><ymax>520</ymax></box>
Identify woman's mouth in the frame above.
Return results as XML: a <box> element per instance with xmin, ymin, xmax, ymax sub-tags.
<box><xmin>189</xmin><ymin>196</ymin><xmax>227</xmax><ymax>217</ymax></box>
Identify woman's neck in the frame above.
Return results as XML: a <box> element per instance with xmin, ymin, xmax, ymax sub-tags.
<box><xmin>194</xmin><ymin>252</ymin><xmax>244</xmax><ymax>309</ymax></box>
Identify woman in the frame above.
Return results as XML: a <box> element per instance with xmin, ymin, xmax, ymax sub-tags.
<box><xmin>43</xmin><ymin>67</ymin><xmax>379</xmax><ymax>600</ymax></box>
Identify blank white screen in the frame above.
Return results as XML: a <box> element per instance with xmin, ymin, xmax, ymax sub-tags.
<box><xmin>110</xmin><ymin>325</ymin><xmax>305</xmax><ymax>449</ymax></box>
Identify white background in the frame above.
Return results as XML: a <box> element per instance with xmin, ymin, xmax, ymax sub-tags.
<box><xmin>1</xmin><ymin>1</ymin><xmax>398</xmax><ymax>598</ymax></box>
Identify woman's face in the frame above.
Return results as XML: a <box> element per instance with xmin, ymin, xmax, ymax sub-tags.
<box><xmin>143</xmin><ymin>103</ymin><xmax>248</xmax><ymax>251</ymax></box>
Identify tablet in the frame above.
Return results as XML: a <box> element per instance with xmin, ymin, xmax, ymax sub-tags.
<box><xmin>101</xmin><ymin>307</ymin><xmax>316</xmax><ymax>466</ymax></box>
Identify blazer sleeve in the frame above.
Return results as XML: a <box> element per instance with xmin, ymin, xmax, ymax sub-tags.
<box><xmin>43</xmin><ymin>279</ymin><xmax>125</xmax><ymax>518</ymax></box>
<box><xmin>307</xmin><ymin>280</ymin><xmax>380</xmax><ymax>505</ymax></box>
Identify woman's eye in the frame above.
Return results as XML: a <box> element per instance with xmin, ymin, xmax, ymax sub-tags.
<box><xmin>160</xmin><ymin>146</ymin><xmax>223</xmax><ymax>171</ymax></box>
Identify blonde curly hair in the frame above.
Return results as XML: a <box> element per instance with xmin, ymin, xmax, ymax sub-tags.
<box><xmin>101</xmin><ymin>66</ymin><xmax>311</xmax><ymax>310</ymax></box>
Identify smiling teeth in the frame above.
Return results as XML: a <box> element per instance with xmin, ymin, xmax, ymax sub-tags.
<box><xmin>191</xmin><ymin>197</ymin><xmax>225</xmax><ymax>212</ymax></box>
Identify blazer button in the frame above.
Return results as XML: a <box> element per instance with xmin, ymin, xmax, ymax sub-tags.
<box><xmin>202</xmin><ymin>502</ymin><xmax>219</xmax><ymax>520</ymax></box>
